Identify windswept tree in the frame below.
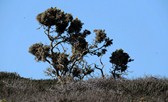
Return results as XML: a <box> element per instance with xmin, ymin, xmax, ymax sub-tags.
<box><xmin>29</xmin><ymin>7</ymin><xmax>133</xmax><ymax>80</ymax></box>
<box><xmin>29</xmin><ymin>7</ymin><xmax>113</xmax><ymax>80</ymax></box>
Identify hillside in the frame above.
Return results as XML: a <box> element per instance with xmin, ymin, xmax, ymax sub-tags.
<box><xmin>0</xmin><ymin>72</ymin><xmax>168</xmax><ymax>102</ymax></box>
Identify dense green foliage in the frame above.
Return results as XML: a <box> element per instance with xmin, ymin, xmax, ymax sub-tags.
<box><xmin>0</xmin><ymin>72</ymin><xmax>168</xmax><ymax>102</ymax></box>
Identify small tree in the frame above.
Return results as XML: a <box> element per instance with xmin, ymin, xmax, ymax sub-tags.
<box><xmin>109</xmin><ymin>49</ymin><xmax>133</xmax><ymax>79</ymax></box>
<box><xmin>29</xmin><ymin>7</ymin><xmax>113</xmax><ymax>80</ymax></box>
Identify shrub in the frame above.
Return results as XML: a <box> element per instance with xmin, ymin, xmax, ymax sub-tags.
<box><xmin>109</xmin><ymin>49</ymin><xmax>133</xmax><ymax>79</ymax></box>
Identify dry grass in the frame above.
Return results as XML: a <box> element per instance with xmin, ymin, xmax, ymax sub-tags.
<box><xmin>0</xmin><ymin>72</ymin><xmax>168</xmax><ymax>102</ymax></box>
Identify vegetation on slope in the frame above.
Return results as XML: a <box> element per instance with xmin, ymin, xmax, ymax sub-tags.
<box><xmin>0</xmin><ymin>72</ymin><xmax>168</xmax><ymax>102</ymax></box>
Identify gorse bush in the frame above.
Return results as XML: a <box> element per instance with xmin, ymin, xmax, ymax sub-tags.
<box><xmin>29</xmin><ymin>7</ymin><xmax>133</xmax><ymax>81</ymax></box>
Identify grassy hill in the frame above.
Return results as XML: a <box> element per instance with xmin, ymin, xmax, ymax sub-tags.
<box><xmin>0</xmin><ymin>72</ymin><xmax>168</xmax><ymax>102</ymax></box>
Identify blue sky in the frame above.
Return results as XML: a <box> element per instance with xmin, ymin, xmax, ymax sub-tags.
<box><xmin>0</xmin><ymin>0</ymin><xmax>168</xmax><ymax>79</ymax></box>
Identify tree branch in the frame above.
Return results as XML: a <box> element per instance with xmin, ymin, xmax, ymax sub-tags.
<box><xmin>94</xmin><ymin>57</ymin><xmax>105</xmax><ymax>78</ymax></box>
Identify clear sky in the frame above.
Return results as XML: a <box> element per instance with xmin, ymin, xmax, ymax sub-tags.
<box><xmin>0</xmin><ymin>0</ymin><xmax>168</xmax><ymax>79</ymax></box>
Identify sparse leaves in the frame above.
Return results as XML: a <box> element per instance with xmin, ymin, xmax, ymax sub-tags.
<box><xmin>29</xmin><ymin>7</ymin><xmax>132</xmax><ymax>81</ymax></box>
<box><xmin>36</xmin><ymin>7</ymin><xmax>60</xmax><ymax>26</ymax></box>
<box><xmin>29</xmin><ymin>43</ymin><xmax>50</xmax><ymax>62</ymax></box>
<box><xmin>94</xmin><ymin>29</ymin><xmax>107</xmax><ymax>43</ymax></box>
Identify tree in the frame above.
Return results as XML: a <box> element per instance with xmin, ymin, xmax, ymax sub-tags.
<box><xmin>109</xmin><ymin>49</ymin><xmax>134</xmax><ymax>79</ymax></box>
<box><xmin>29</xmin><ymin>7</ymin><xmax>113</xmax><ymax>80</ymax></box>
